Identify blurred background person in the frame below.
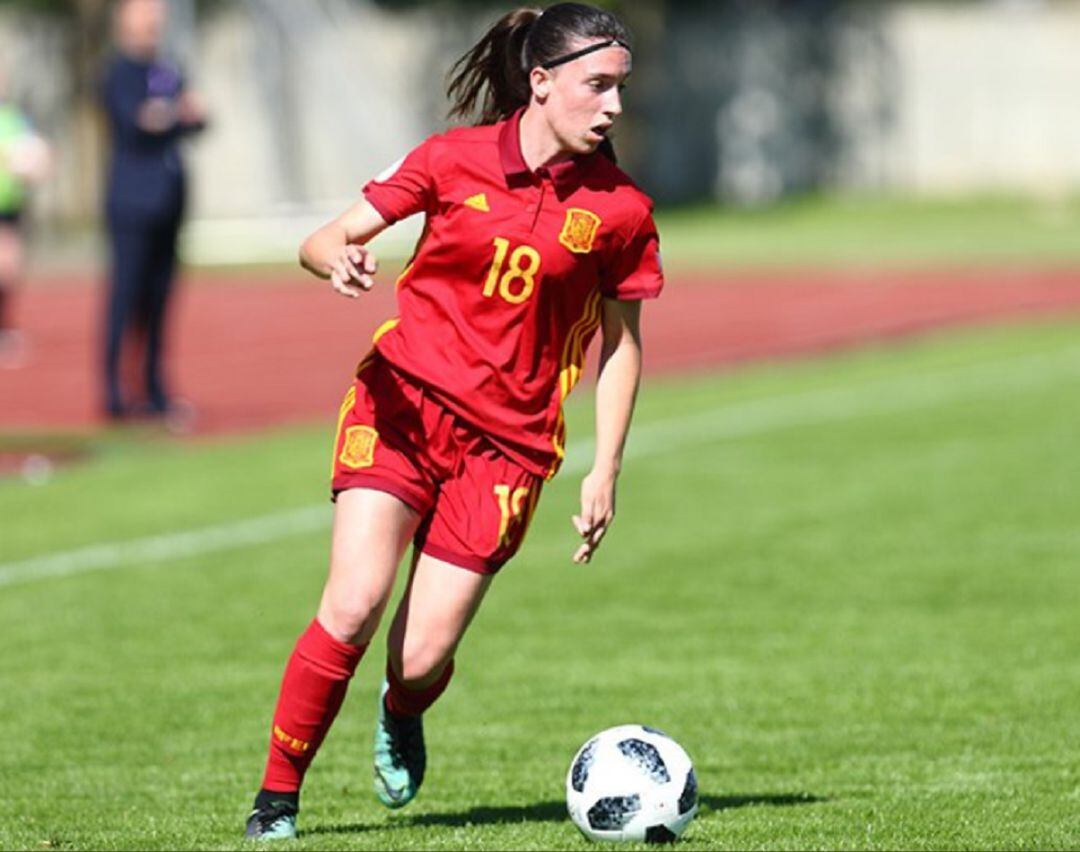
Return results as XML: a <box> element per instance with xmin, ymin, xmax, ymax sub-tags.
<box><xmin>0</xmin><ymin>64</ymin><xmax>51</xmax><ymax>369</ymax></box>
<box><xmin>101</xmin><ymin>0</ymin><xmax>206</xmax><ymax>422</ymax></box>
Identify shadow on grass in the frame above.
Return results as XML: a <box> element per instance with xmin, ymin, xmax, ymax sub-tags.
<box><xmin>309</xmin><ymin>793</ymin><xmax>824</xmax><ymax>836</ymax></box>
<box><xmin>307</xmin><ymin>800</ymin><xmax>566</xmax><ymax>836</ymax></box>
<box><xmin>700</xmin><ymin>792</ymin><xmax>826</xmax><ymax>812</ymax></box>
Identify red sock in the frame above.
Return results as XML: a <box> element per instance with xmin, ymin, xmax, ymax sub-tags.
<box><xmin>260</xmin><ymin>619</ymin><xmax>367</xmax><ymax>793</ymax></box>
<box><xmin>385</xmin><ymin>658</ymin><xmax>455</xmax><ymax>717</ymax></box>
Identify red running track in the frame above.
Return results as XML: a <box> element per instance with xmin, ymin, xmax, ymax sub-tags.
<box><xmin>2</xmin><ymin>267</ymin><xmax>1080</xmax><ymax>436</ymax></box>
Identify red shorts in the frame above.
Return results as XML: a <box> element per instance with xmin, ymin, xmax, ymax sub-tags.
<box><xmin>331</xmin><ymin>353</ymin><xmax>543</xmax><ymax>574</ymax></box>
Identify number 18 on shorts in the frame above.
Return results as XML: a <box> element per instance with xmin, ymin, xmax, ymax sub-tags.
<box><xmin>331</xmin><ymin>357</ymin><xmax>543</xmax><ymax>574</ymax></box>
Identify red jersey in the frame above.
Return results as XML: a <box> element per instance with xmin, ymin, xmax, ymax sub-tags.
<box><xmin>361</xmin><ymin>108</ymin><xmax>663</xmax><ymax>479</ymax></box>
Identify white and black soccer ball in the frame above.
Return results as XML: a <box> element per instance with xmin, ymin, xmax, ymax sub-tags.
<box><xmin>566</xmin><ymin>724</ymin><xmax>698</xmax><ymax>843</ymax></box>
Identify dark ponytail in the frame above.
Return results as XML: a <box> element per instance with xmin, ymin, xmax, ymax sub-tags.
<box><xmin>446</xmin><ymin>3</ymin><xmax>633</xmax><ymax>128</ymax></box>
<box><xmin>446</xmin><ymin>8</ymin><xmax>542</xmax><ymax>127</ymax></box>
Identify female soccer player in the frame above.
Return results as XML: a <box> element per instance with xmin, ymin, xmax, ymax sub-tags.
<box><xmin>246</xmin><ymin>3</ymin><xmax>663</xmax><ymax>840</ymax></box>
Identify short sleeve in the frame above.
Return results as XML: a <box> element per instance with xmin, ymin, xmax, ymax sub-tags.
<box><xmin>601</xmin><ymin>209</ymin><xmax>664</xmax><ymax>300</ymax></box>
<box><xmin>362</xmin><ymin>137</ymin><xmax>437</xmax><ymax>225</ymax></box>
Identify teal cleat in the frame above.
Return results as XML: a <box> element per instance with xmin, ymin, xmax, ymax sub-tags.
<box><xmin>245</xmin><ymin>800</ymin><xmax>298</xmax><ymax>841</ymax></box>
<box><xmin>372</xmin><ymin>680</ymin><xmax>426</xmax><ymax>809</ymax></box>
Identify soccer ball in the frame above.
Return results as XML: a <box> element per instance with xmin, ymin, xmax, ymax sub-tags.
<box><xmin>566</xmin><ymin>724</ymin><xmax>698</xmax><ymax>843</ymax></box>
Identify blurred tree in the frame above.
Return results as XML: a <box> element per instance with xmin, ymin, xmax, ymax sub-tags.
<box><xmin>70</xmin><ymin>0</ymin><xmax>110</xmax><ymax>221</ymax></box>
<box><xmin>3</xmin><ymin>0</ymin><xmax>68</xmax><ymax>11</ymax></box>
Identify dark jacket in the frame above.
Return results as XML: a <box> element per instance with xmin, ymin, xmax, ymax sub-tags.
<box><xmin>102</xmin><ymin>53</ymin><xmax>202</xmax><ymax>225</ymax></box>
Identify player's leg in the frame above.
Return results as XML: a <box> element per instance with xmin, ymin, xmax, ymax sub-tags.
<box><xmin>372</xmin><ymin>551</ymin><xmax>493</xmax><ymax>808</ymax></box>
<box><xmin>318</xmin><ymin>488</ymin><xmax>423</xmax><ymax>644</ymax></box>
<box><xmin>103</xmin><ymin>221</ymin><xmax>152</xmax><ymax>418</ymax></box>
<box><xmin>141</xmin><ymin>217</ymin><xmax>180</xmax><ymax>413</ymax></box>
<box><xmin>0</xmin><ymin>221</ymin><xmax>23</xmax><ymax>317</ymax></box>
<box><xmin>0</xmin><ymin>220</ymin><xmax>25</xmax><ymax>366</ymax></box>
<box><xmin>247</xmin><ymin>488</ymin><xmax>422</xmax><ymax>840</ymax></box>
<box><xmin>371</xmin><ymin>433</ymin><xmax>543</xmax><ymax>809</ymax></box>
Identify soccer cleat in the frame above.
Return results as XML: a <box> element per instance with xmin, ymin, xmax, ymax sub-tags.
<box><xmin>372</xmin><ymin>680</ymin><xmax>426</xmax><ymax>808</ymax></box>
<box><xmin>244</xmin><ymin>799</ymin><xmax>298</xmax><ymax>841</ymax></box>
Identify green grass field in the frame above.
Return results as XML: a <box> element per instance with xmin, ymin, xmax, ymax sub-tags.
<box><xmin>654</xmin><ymin>195</ymin><xmax>1080</xmax><ymax>270</ymax></box>
<box><xmin>2</xmin><ymin>317</ymin><xmax>1079</xmax><ymax>850</ymax></box>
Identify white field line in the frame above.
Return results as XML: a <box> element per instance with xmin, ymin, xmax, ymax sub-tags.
<box><xmin>0</xmin><ymin>506</ymin><xmax>330</xmax><ymax>588</ymax></box>
<box><xmin>568</xmin><ymin>345</ymin><xmax>1080</xmax><ymax>467</ymax></box>
<box><xmin>2</xmin><ymin>346</ymin><xmax>1079</xmax><ymax>589</ymax></box>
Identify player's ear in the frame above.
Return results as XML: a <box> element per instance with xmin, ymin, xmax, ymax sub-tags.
<box><xmin>530</xmin><ymin>66</ymin><xmax>553</xmax><ymax>101</ymax></box>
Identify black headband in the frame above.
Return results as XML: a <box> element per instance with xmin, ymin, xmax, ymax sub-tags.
<box><xmin>540</xmin><ymin>38</ymin><xmax>632</xmax><ymax>70</ymax></box>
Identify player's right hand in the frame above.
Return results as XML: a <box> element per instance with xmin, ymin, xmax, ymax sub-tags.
<box><xmin>329</xmin><ymin>244</ymin><xmax>378</xmax><ymax>297</ymax></box>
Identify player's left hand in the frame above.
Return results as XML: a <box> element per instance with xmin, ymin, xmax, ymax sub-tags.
<box><xmin>137</xmin><ymin>97</ymin><xmax>176</xmax><ymax>133</ymax></box>
<box><xmin>572</xmin><ymin>466</ymin><xmax>617</xmax><ymax>564</ymax></box>
<box><xmin>329</xmin><ymin>244</ymin><xmax>378</xmax><ymax>296</ymax></box>
<box><xmin>178</xmin><ymin>91</ymin><xmax>209</xmax><ymax>127</ymax></box>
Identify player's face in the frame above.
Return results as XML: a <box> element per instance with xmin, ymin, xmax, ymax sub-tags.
<box><xmin>537</xmin><ymin>43</ymin><xmax>632</xmax><ymax>156</ymax></box>
<box><xmin>116</xmin><ymin>0</ymin><xmax>168</xmax><ymax>59</ymax></box>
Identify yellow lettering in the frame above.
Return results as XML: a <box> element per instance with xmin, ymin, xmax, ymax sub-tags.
<box><xmin>494</xmin><ymin>484</ymin><xmax>532</xmax><ymax>548</ymax></box>
<box><xmin>483</xmin><ymin>238</ymin><xmax>541</xmax><ymax>304</ymax></box>
<box><xmin>274</xmin><ymin>724</ymin><xmax>310</xmax><ymax>753</ymax></box>
<box><xmin>500</xmin><ymin>246</ymin><xmax>540</xmax><ymax>304</ymax></box>
<box><xmin>484</xmin><ymin>237</ymin><xmax>510</xmax><ymax>297</ymax></box>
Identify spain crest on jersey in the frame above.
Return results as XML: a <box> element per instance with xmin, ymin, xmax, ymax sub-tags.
<box><xmin>559</xmin><ymin>208</ymin><xmax>602</xmax><ymax>254</ymax></box>
<box><xmin>339</xmin><ymin>425</ymin><xmax>378</xmax><ymax>469</ymax></box>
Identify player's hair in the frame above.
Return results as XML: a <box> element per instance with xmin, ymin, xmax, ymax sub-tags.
<box><xmin>446</xmin><ymin>3</ymin><xmax>632</xmax><ymax>158</ymax></box>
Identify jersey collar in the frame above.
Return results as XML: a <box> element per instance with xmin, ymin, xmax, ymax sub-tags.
<box><xmin>498</xmin><ymin>107</ymin><xmax>586</xmax><ymax>192</ymax></box>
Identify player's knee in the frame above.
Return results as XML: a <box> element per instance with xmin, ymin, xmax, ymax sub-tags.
<box><xmin>396</xmin><ymin>639</ymin><xmax>453</xmax><ymax>688</ymax></box>
<box><xmin>317</xmin><ymin>593</ymin><xmax>385</xmax><ymax>645</ymax></box>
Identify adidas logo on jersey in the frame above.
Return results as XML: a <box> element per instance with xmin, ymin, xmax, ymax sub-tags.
<box><xmin>464</xmin><ymin>193</ymin><xmax>490</xmax><ymax>212</ymax></box>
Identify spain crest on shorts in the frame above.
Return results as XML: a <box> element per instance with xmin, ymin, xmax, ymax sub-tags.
<box><xmin>558</xmin><ymin>208</ymin><xmax>602</xmax><ymax>254</ymax></box>
<box><xmin>339</xmin><ymin>425</ymin><xmax>378</xmax><ymax>469</ymax></box>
